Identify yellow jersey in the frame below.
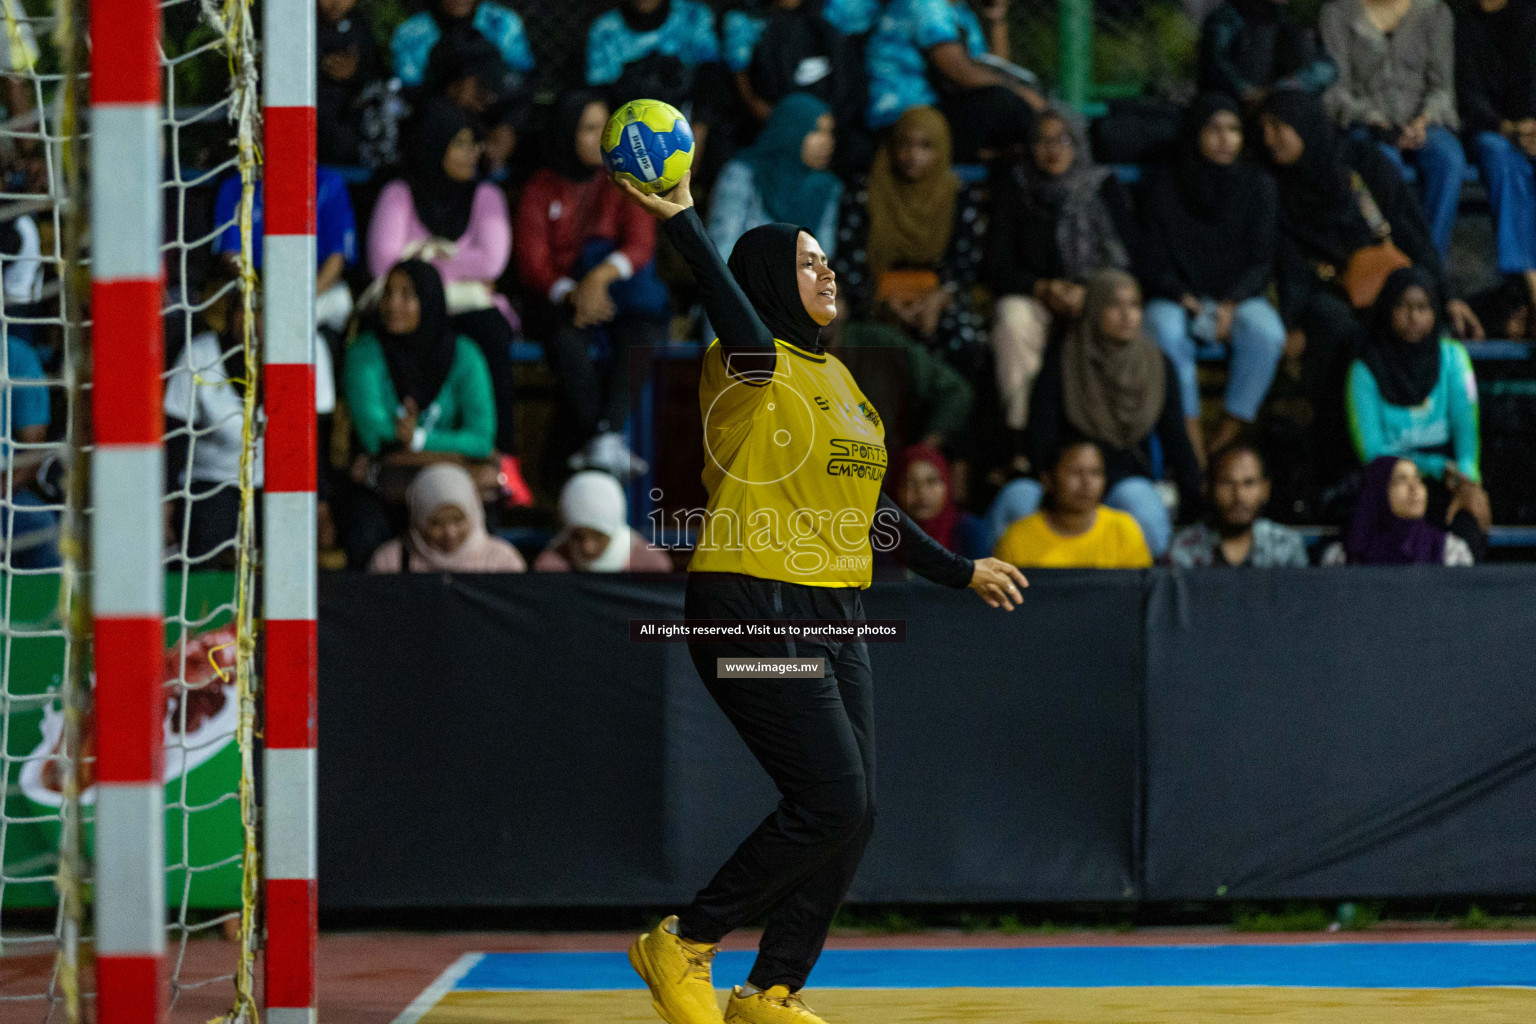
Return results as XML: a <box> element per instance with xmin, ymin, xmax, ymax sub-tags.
<box><xmin>993</xmin><ymin>508</ymin><xmax>1152</xmax><ymax>569</ymax></box>
<box><xmin>688</xmin><ymin>338</ymin><xmax>888</xmax><ymax>587</ymax></box>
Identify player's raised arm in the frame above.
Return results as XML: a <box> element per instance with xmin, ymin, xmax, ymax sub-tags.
<box><xmin>617</xmin><ymin>173</ymin><xmax>777</xmax><ymax>373</ymax></box>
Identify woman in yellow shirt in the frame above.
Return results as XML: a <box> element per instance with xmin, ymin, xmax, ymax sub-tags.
<box><xmin>994</xmin><ymin>440</ymin><xmax>1153</xmax><ymax>568</ymax></box>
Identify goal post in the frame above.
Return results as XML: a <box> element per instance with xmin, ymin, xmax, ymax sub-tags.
<box><xmin>89</xmin><ymin>0</ymin><xmax>169</xmax><ymax>1019</ymax></box>
<box><xmin>0</xmin><ymin>0</ymin><xmax>314</xmax><ymax>1019</ymax></box>
<box><xmin>261</xmin><ymin>0</ymin><xmax>320</xmax><ymax>1018</ymax></box>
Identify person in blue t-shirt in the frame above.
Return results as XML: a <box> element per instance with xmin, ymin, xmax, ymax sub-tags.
<box><xmin>865</xmin><ymin>0</ymin><xmax>1043</xmax><ymax>161</ymax></box>
<box><xmin>1347</xmin><ymin>266</ymin><xmax>1490</xmax><ymax>557</ymax></box>
<box><xmin>586</xmin><ymin>0</ymin><xmax>727</xmax><ymax>167</ymax></box>
<box><xmin>391</xmin><ymin>0</ymin><xmax>535</xmax><ymax>90</ymax></box>
<box><xmin>1</xmin><ymin>337</ymin><xmax>58</xmax><ymax>569</ymax></box>
<box><xmin>211</xmin><ymin>165</ymin><xmax>359</xmax><ymax>334</ymax></box>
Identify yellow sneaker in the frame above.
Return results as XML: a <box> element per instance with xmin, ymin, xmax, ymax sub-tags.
<box><xmin>628</xmin><ymin>915</ymin><xmax>726</xmax><ymax>1024</ymax></box>
<box><xmin>723</xmin><ymin>985</ymin><xmax>828</xmax><ymax>1023</ymax></box>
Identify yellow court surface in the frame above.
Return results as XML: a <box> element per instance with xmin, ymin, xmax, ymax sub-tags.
<box><xmin>417</xmin><ymin>986</ymin><xmax>1536</xmax><ymax>1024</ymax></box>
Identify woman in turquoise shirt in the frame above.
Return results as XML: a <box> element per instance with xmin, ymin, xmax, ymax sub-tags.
<box><xmin>343</xmin><ymin>259</ymin><xmax>498</xmax><ymax>567</ymax></box>
<box><xmin>1348</xmin><ymin>266</ymin><xmax>1490</xmax><ymax>555</ymax></box>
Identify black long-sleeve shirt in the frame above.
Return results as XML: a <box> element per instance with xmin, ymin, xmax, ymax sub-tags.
<box><xmin>663</xmin><ymin>208</ymin><xmax>975</xmax><ymax>588</ymax></box>
<box><xmin>1138</xmin><ymin>165</ymin><xmax>1278</xmax><ymax>303</ymax></box>
<box><xmin>986</xmin><ymin>174</ymin><xmax>1139</xmax><ymax>297</ymax></box>
<box><xmin>1454</xmin><ymin>0</ymin><xmax>1536</xmax><ymax>137</ymax></box>
<box><xmin>1028</xmin><ymin>344</ymin><xmax>1203</xmax><ymax>519</ymax></box>
<box><xmin>1275</xmin><ymin>136</ymin><xmax>1449</xmax><ymax>325</ymax></box>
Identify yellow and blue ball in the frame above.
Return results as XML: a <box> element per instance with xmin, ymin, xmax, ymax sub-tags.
<box><xmin>602</xmin><ymin>99</ymin><xmax>695</xmax><ymax>194</ymax></box>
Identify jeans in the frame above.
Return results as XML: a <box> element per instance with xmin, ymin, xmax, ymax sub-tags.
<box><xmin>1359</xmin><ymin>125</ymin><xmax>1466</xmax><ymax>259</ymax></box>
<box><xmin>1144</xmin><ymin>296</ymin><xmax>1285</xmax><ymax>423</ymax></box>
<box><xmin>985</xmin><ymin>475</ymin><xmax>1171</xmax><ymax>557</ymax></box>
<box><xmin>1473</xmin><ymin>131</ymin><xmax>1536</xmax><ymax>275</ymax></box>
<box><xmin>676</xmin><ymin>572</ymin><xmax>875</xmax><ymax>992</ymax></box>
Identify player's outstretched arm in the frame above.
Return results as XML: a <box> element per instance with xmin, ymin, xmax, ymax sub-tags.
<box><xmin>969</xmin><ymin>558</ymin><xmax>1030</xmax><ymax>611</ymax></box>
<box><xmin>620</xmin><ymin>171</ymin><xmax>776</xmax><ymax>367</ymax></box>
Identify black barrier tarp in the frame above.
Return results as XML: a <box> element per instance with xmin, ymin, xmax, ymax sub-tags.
<box><xmin>318</xmin><ymin>568</ymin><xmax>1536</xmax><ymax>909</ymax></box>
<box><xmin>1143</xmin><ymin>567</ymin><xmax>1536</xmax><ymax>900</ymax></box>
<box><xmin>317</xmin><ymin>571</ymin><xmax>1142</xmax><ymax>909</ymax></box>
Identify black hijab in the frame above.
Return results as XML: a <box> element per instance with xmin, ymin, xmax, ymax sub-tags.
<box><xmin>620</xmin><ymin>0</ymin><xmax>672</xmax><ymax>33</ymax></box>
<box><xmin>727</xmin><ymin>222</ymin><xmax>825</xmax><ymax>352</ymax></box>
<box><xmin>1175</xmin><ymin>93</ymin><xmax>1252</xmax><ymax>217</ymax></box>
<box><xmin>1362</xmin><ymin>265</ymin><xmax>1445</xmax><ymax>407</ymax></box>
<box><xmin>377</xmin><ymin>260</ymin><xmax>459</xmax><ymax>410</ymax></box>
<box><xmin>544</xmin><ymin>88</ymin><xmax>607</xmax><ymax>182</ymax></box>
<box><xmin>1264</xmin><ymin>89</ymin><xmax>1375</xmax><ymax>263</ymax></box>
<box><xmin>404</xmin><ymin>98</ymin><xmax>479</xmax><ymax>241</ymax></box>
<box><xmin>1146</xmin><ymin>93</ymin><xmax>1264</xmax><ymax>297</ymax></box>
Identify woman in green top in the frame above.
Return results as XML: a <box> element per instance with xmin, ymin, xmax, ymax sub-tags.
<box><xmin>345</xmin><ymin>259</ymin><xmax>497</xmax><ymax>459</ymax></box>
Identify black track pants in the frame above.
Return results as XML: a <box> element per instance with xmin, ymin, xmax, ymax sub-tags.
<box><xmin>675</xmin><ymin>572</ymin><xmax>875</xmax><ymax>992</ymax></box>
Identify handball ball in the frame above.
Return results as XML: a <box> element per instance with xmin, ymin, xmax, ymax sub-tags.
<box><xmin>602</xmin><ymin>99</ymin><xmax>695</xmax><ymax>194</ymax></box>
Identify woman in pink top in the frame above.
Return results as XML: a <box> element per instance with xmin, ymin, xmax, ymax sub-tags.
<box><xmin>368</xmin><ymin>462</ymin><xmax>527</xmax><ymax>573</ymax></box>
<box><xmin>368</xmin><ymin>98</ymin><xmax>518</xmax><ymax>454</ymax></box>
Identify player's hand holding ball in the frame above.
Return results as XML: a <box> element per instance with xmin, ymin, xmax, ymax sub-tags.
<box><xmin>604</xmin><ymin>98</ymin><xmax>696</xmax><ymax>220</ymax></box>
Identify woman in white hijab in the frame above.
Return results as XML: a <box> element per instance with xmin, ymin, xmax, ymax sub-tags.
<box><xmin>368</xmin><ymin>462</ymin><xmax>527</xmax><ymax>572</ymax></box>
<box><xmin>534</xmin><ymin>470</ymin><xmax>673</xmax><ymax>572</ymax></box>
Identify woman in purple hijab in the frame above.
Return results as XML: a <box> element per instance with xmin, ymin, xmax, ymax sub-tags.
<box><xmin>1340</xmin><ymin>456</ymin><xmax>1473</xmax><ymax>566</ymax></box>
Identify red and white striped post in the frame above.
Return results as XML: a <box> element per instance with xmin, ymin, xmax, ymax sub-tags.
<box><xmin>262</xmin><ymin>0</ymin><xmax>318</xmax><ymax>1020</ymax></box>
<box><xmin>90</xmin><ymin>0</ymin><xmax>166</xmax><ymax>1019</ymax></box>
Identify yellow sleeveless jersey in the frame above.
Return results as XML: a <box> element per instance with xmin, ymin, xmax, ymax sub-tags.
<box><xmin>688</xmin><ymin>337</ymin><xmax>888</xmax><ymax>587</ymax></box>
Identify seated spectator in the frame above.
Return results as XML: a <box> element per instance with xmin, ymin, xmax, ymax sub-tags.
<box><xmin>1347</xmin><ymin>266</ymin><xmax>1489</xmax><ymax>556</ymax></box>
<box><xmin>212</xmin><ymin>164</ymin><xmax>358</xmax><ymax>336</ymax></box>
<box><xmin>834</xmin><ymin>106</ymin><xmax>986</xmax><ymax>366</ymax></box>
<box><xmin>585</xmin><ymin>0</ymin><xmax>726</xmax><ymax>162</ymax></box>
<box><xmin>342</xmin><ymin>261</ymin><xmax>497</xmax><ymax>565</ymax></box>
<box><xmin>390</xmin><ymin>0</ymin><xmax>535</xmax><ymax>91</ymax></box>
<box><xmin>421</xmin><ymin>27</ymin><xmax>530</xmax><ymax>183</ymax></box>
<box><xmin>1321</xmin><ymin>0</ymin><xmax>1463</xmax><ymax>258</ymax></box>
<box><xmin>1323</xmin><ymin>454</ymin><xmax>1474</xmax><ymax>563</ymax></box>
<box><xmin>1199</xmin><ymin>0</ymin><xmax>1336</xmax><ymax>111</ymax></box>
<box><xmin>1142</xmin><ymin>94</ymin><xmax>1284</xmax><ymax>461</ymax></box>
<box><xmin>368</xmin><ymin>462</ymin><xmax>526</xmax><ymax>572</ymax></box>
<box><xmin>723</xmin><ymin>0</ymin><xmax>846</xmax><ymax>116</ymax></box>
<box><xmin>708</xmin><ymin>92</ymin><xmax>841</xmax><ymax>260</ymax></box>
<box><xmin>993</xmin><ymin>440</ymin><xmax>1153</xmax><ymax>569</ymax></box>
<box><xmin>368</xmin><ymin>100</ymin><xmax>518</xmax><ymax>456</ymax></box>
<box><xmin>988</xmin><ymin>107</ymin><xmax>1137</xmax><ymax>470</ymax></box>
<box><xmin>1259</xmin><ymin>88</ymin><xmax>1480</xmax><ymax>482</ymax></box>
<box><xmin>317</xmin><ymin>0</ymin><xmax>384</xmax><ymax>167</ymax></box>
<box><xmin>1169</xmin><ymin>442</ymin><xmax>1309</xmax><ymax>567</ymax></box>
<box><xmin>515</xmin><ymin>90</ymin><xmax>669</xmax><ymax>480</ymax></box>
<box><xmin>0</xmin><ymin>190</ymin><xmax>44</xmax><ymax>348</ymax></box>
<box><xmin>535</xmin><ymin>470</ymin><xmax>673</xmax><ymax>571</ymax></box>
<box><xmin>865</xmin><ymin>0</ymin><xmax>1044</xmax><ymax>162</ymax></box>
<box><xmin>345</xmin><ymin>260</ymin><xmax>496</xmax><ymax>461</ymax></box>
<box><xmin>894</xmin><ymin>443</ymin><xmax>991</xmax><ymax>559</ymax></box>
<box><xmin>987</xmin><ymin>270</ymin><xmax>1201</xmax><ymax>558</ymax></box>
<box><xmin>1456</xmin><ymin>0</ymin><xmax>1536</xmax><ymax>312</ymax></box>
<box><xmin>1</xmin><ymin>334</ymin><xmax>57</xmax><ymax>569</ymax></box>
<box><xmin>163</xmin><ymin>283</ymin><xmax>276</xmax><ymax>567</ymax></box>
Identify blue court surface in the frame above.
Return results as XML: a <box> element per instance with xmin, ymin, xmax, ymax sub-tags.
<box><xmin>454</xmin><ymin>941</ymin><xmax>1536</xmax><ymax>990</ymax></box>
